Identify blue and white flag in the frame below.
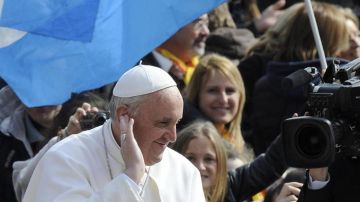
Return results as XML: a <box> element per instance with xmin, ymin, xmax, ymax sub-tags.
<box><xmin>0</xmin><ymin>0</ymin><xmax>225</xmax><ymax>107</ymax></box>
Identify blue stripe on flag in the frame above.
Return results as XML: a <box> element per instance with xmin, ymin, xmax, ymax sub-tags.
<box><xmin>0</xmin><ymin>0</ymin><xmax>225</xmax><ymax>107</ymax></box>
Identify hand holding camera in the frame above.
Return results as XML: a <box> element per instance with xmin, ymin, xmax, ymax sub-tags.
<box><xmin>79</xmin><ymin>111</ymin><xmax>110</xmax><ymax>130</ymax></box>
<box><xmin>59</xmin><ymin>102</ymin><xmax>107</xmax><ymax>138</ymax></box>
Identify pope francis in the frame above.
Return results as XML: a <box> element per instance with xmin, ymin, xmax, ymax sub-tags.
<box><xmin>23</xmin><ymin>64</ymin><xmax>206</xmax><ymax>202</ymax></box>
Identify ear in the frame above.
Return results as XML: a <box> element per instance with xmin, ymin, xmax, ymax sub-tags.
<box><xmin>115</xmin><ymin>105</ymin><xmax>128</xmax><ymax>121</ymax></box>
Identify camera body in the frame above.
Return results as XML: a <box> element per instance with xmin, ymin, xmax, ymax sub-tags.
<box><xmin>80</xmin><ymin>111</ymin><xmax>110</xmax><ymax>130</ymax></box>
<box><xmin>282</xmin><ymin>58</ymin><xmax>360</xmax><ymax>167</ymax></box>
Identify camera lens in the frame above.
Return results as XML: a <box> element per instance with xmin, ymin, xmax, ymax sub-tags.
<box><xmin>93</xmin><ymin>113</ymin><xmax>108</xmax><ymax>126</ymax></box>
<box><xmin>295</xmin><ymin>124</ymin><xmax>326</xmax><ymax>158</ymax></box>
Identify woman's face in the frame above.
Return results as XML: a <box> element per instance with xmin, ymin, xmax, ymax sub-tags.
<box><xmin>339</xmin><ymin>19</ymin><xmax>360</xmax><ymax>60</ymax></box>
<box><xmin>184</xmin><ymin>136</ymin><xmax>217</xmax><ymax>189</ymax></box>
<box><xmin>199</xmin><ymin>71</ymin><xmax>240</xmax><ymax>127</ymax></box>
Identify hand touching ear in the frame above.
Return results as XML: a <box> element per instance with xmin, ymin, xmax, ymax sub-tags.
<box><xmin>119</xmin><ymin>115</ymin><xmax>145</xmax><ymax>184</ymax></box>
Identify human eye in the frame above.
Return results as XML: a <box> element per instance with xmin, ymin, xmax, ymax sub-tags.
<box><xmin>206</xmin><ymin>87</ymin><xmax>218</xmax><ymax>94</ymax></box>
<box><xmin>155</xmin><ymin>120</ymin><xmax>170</xmax><ymax>128</ymax></box>
<box><xmin>226</xmin><ymin>87</ymin><xmax>236</xmax><ymax>95</ymax></box>
<box><xmin>204</xmin><ymin>156</ymin><xmax>216</xmax><ymax>163</ymax></box>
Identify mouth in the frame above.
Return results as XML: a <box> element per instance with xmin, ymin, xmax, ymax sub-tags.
<box><xmin>212</xmin><ymin>107</ymin><xmax>230</xmax><ymax>113</ymax></box>
<box><xmin>155</xmin><ymin>141</ymin><xmax>168</xmax><ymax>148</ymax></box>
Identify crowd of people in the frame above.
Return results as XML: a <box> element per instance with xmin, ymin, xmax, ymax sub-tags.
<box><xmin>1</xmin><ymin>0</ymin><xmax>360</xmax><ymax>201</ymax></box>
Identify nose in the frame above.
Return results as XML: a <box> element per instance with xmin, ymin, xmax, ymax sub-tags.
<box><xmin>194</xmin><ymin>160</ymin><xmax>206</xmax><ymax>171</ymax></box>
<box><xmin>166</xmin><ymin>125</ymin><xmax>177</xmax><ymax>143</ymax></box>
<box><xmin>199</xmin><ymin>23</ymin><xmax>209</xmax><ymax>37</ymax></box>
<box><xmin>217</xmin><ymin>91</ymin><xmax>227</xmax><ymax>104</ymax></box>
<box><xmin>351</xmin><ymin>35</ymin><xmax>360</xmax><ymax>48</ymax></box>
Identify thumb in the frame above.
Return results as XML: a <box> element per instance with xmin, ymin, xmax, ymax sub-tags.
<box><xmin>271</xmin><ymin>0</ymin><xmax>286</xmax><ymax>10</ymax></box>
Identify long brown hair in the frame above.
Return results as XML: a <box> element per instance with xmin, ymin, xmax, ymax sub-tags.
<box><xmin>247</xmin><ymin>2</ymin><xmax>349</xmax><ymax>61</ymax></box>
<box><xmin>172</xmin><ymin>121</ymin><xmax>228</xmax><ymax>202</ymax></box>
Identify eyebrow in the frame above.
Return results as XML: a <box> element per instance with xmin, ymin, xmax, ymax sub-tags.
<box><xmin>154</xmin><ymin>117</ymin><xmax>173</xmax><ymax>124</ymax></box>
<box><xmin>192</xmin><ymin>18</ymin><xmax>208</xmax><ymax>24</ymax></box>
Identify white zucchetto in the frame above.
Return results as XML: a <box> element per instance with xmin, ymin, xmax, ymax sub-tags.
<box><xmin>113</xmin><ymin>64</ymin><xmax>177</xmax><ymax>97</ymax></box>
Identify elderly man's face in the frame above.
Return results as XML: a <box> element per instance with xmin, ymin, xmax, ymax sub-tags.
<box><xmin>132</xmin><ymin>87</ymin><xmax>183</xmax><ymax>165</ymax></box>
<box><xmin>172</xmin><ymin>14</ymin><xmax>210</xmax><ymax>58</ymax></box>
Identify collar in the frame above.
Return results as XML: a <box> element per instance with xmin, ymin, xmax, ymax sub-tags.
<box><xmin>152</xmin><ymin>50</ymin><xmax>173</xmax><ymax>72</ymax></box>
<box><xmin>155</xmin><ymin>48</ymin><xmax>199</xmax><ymax>85</ymax></box>
<box><xmin>103</xmin><ymin>120</ymin><xmax>124</xmax><ymax>166</ymax></box>
<box><xmin>155</xmin><ymin>47</ymin><xmax>198</xmax><ymax>72</ymax></box>
<box><xmin>104</xmin><ymin>120</ymin><xmax>154</xmax><ymax>184</ymax></box>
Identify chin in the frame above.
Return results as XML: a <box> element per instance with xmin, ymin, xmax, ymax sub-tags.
<box><xmin>202</xmin><ymin>181</ymin><xmax>212</xmax><ymax>190</ymax></box>
<box><xmin>192</xmin><ymin>46</ymin><xmax>205</xmax><ymax>57</ymax></box>
<box><xmin>146</xmin><ymin>155</ymin><xmax>164</xmax><ymax>166</ymax></box>
<box><xmin>213</xmin><ymin>118</ymin><xmax>231</xmax><ymax>125</ymax></box>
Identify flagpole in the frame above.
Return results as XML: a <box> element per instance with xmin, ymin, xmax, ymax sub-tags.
<box><xmin>304</xmin><ymin>0</ymin><xmax>327</xmax><ymax>70</ymax></box>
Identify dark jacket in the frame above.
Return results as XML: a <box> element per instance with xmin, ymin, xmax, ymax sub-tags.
<box><xmin>299</xmin><ymin>158</ymin><xmax>360</xmax><ymax>202</ymax></box>
<box><xmin>237</xmin><ymin>53</ymin><xmax>273</xmax><ymax>145</ymax></box>
<box><xmin>0</xmin><ymin>132</ymin><xmax>30</xmax><ymax>202</ymax></box>
<box><xmin>225</xmin><ymin>136</ymin><xmax>286</xmax><ymax>202</ymax></box>
<box><xmin>177</xmin><ymin>99</ymin><xmax>207</xmax><ymax>131</ymax></box>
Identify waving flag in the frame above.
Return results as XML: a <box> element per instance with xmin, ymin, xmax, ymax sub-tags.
<box><xmin>0</xmin><ymin>0</ymin><xmax>225</xmax><ymax>107</ymax></box>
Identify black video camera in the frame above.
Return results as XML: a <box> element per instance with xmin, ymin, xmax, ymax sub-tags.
<box><xmin>80</xmin><ymin>111</ymin><xmax>110</xmax><ymax>130</ymax></box>
<box><xmin>281</xmin><ymin>58</ymin><xmax>360</xmax><ymax>167</ymax></box>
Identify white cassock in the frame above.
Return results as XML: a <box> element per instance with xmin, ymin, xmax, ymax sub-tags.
<box><xmin>22</xmin><ymin>120</ymin><xmax>205</xmax><ymax>202</ymax></box>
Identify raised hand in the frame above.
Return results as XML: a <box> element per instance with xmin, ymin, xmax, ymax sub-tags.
<box><xmin>119</xmin><ymin>115</ymin><xmax>145</xmax><ymax>184</ymax></box>
<box><xmin>254</xmin><ymin>0</ymin><xmax>286</xmax><ymax>32</ymax></box>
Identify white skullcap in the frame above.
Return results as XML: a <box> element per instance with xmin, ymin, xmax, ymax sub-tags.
<box><xmin>113</xmin><ymin>64</ymin><xmax>177</xmax><ymax>97</ymax></box>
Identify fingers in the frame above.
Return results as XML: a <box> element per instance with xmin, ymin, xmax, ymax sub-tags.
<box><xmin>119</xmin><ymin>115</ymin><xmax>145</xmax><ymax>183</ymax></box>
<box><xmin>119</xmin><ymin>115</ymin><xmax>135</xmax><ymax>146</ymax></box>
<box><xmin>271</xmin><ymin>0</ymin><xmax>286</xmax><ymax>10</ymax></box>
<box><xmin>64</xmin><ymin>102</ymin><xmax>99</xmax><ymax>135</ymax></box>
<box><xmin>275</xmin><ymin>182</ymin><xmax>303</xmax><ymax>202</ymax></box>
<box><xmin>285</xmin><ymin>182</ymin><xmax>303</xmax><ymax>196</ymax></box>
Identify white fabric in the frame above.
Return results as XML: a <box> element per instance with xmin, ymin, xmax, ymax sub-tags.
<box><xmin>13</xmin><ymin>136</ymin><xmax>59</xmax><ymax>201</ymax></box>
<box><xmin>152</xmin><ymin>50</ymin><xmax>173</xmax><ymax>72</ymax></box>
<box><xmin>308</xmin><ymin>173</ymin><xmax>330</xmax><ymax>190</ymax></box>
<box><xmin>113</xmin><ymin>64</ymin><xmax>176</xmax><ymax>97</ymax></box>
<box><xmin>23</xmin><ymin>120</ymin><xmax>205</xmax><ymax>202</ymax></box>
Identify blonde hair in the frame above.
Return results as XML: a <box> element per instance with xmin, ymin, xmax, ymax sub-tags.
<box><xmin>248</xmin><ymin>2</ymin><xmax>349</xmax><ymax>61</ymax></box>
<box><xmin>342</xmin><ymin>7</ymin><xmax>359</xmax><ymax>27</ymax></box>
<box><xmin>172</xmin><ymin>121</ymin><xmax>228</xmax><ymax>202</ymax></box>
<box><xmin>186</xmin><ymin>53</ymin><xmax>250</xmax><ymax>159</ymax></box>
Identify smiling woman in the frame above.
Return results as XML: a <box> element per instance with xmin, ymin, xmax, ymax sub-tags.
<box><xmin>172</xmin><ymin>121</ymin><xmax>228</xmax><ymax>202</ymax></box>
<box><xmin>179</xmin><ymin>53</ymin><xmax>253</xmax><ymax>163</ymax></box>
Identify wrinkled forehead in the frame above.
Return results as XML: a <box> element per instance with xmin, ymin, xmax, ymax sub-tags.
<box><xmin>135</xmin><ymin>87</ymin><xmax>183</xmax><ymax>119</ymax></box>
<box><xmin>140</xmin><ymin>87</ymin><xmax>182</xmax><ymax>108</ymax></box>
